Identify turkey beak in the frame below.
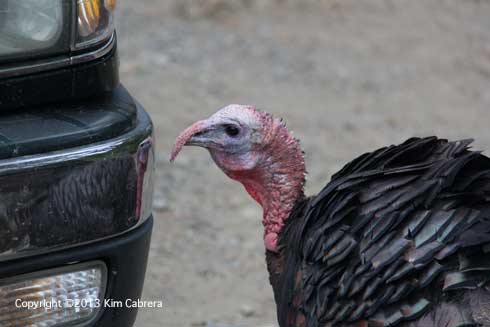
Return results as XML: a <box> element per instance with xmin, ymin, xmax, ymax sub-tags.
<box><xmin>170</xmin><ymin>120</ymin><xmax>211</xmax><ymax>162</ymax></box>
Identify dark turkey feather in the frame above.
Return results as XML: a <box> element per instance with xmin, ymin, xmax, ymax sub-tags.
<box><xmin>267</xmin><ymin>137</ymin><xmax>490</xmax><ymax>327</ymax></box>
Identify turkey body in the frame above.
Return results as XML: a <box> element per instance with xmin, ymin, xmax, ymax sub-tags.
<box><xmin>268</xmin><ymin>137</ymin><xmax>490</xmax><ymax>327</ymax></box>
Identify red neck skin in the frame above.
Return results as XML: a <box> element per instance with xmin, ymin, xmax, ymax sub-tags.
<box><xmin>227</xmin><ymin>119</ymin><xmax>306</xmax><ymax>253</ymax></box>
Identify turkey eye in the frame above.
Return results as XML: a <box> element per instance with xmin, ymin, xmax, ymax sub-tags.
<box><xmin>224</xmin><ymin>125</ymin><xmax>240</xmax><ymax>137</ymax></box>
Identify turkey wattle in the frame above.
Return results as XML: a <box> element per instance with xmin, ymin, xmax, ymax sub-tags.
<box><xmin>170</xmin><ymin>104</ymin><xmax>490</xmax><ymax>327</ymax></box>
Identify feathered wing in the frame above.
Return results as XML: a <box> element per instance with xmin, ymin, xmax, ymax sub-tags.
<box><xmin>279</xmin><ymin>137</ymin><xmax>490</xmax><ymax>327</ymax></box>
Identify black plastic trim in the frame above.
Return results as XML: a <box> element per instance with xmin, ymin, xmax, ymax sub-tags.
<box><xmin>0</xmin><ymin>85</ymin><xmax>136</xmax><ymax>160</ymax></box>
<box><xmin>0</xmin><ymin>40</ymin><xmax>119</xmax><ymax>111</ymax></box>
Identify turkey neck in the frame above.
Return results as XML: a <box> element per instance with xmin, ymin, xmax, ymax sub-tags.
<box><xmin>230</xmin><ymin>120</ymin><xmax>306</xmax><ymax>253</ymax></box>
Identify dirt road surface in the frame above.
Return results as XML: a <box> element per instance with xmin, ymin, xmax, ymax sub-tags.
<box><xmin>116</xmin><ymin>1</ymin><xmax>490</xmax><ymax>326</ymax></box>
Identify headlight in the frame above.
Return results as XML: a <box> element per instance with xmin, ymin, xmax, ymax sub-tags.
<box><xmin>0</xmin><ymin>0</ymin><xmax>116</xmax><ymax>63</ymax></box>
<box><xmin>0</xmin><ymin>262</ymin><xmax>106</xmax><ymax>327</ymax></box>
<box><xmin>0</xmin><ymin>0</ymin><xmax>67</xmax><ymax>61</ymax></box>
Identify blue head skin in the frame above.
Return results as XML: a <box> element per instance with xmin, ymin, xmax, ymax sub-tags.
<box><xmin>171</xmin><ymin>104</ymin><xmax>305</xmax><ymax>252</ymax></box>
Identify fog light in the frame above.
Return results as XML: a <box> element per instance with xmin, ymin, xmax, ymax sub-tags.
<box><xmin>0</xmin><ymin>262</ymin><xmax>106</xmax><ymax>327</ymax></box>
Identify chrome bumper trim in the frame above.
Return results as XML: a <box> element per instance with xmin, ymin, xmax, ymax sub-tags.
<box><xmin>0</xmin><ymin>34</ymin><xmax>115</xmax><ymax>79</ymax></box>
<box><xmin>0</xmin><ymin>102</ymin><xmax>154</xmax><ymax>262</ymax></box>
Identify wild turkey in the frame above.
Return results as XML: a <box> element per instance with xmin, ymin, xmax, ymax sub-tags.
<box><xmin>171</xmin><ymin>104</ymin><xmax>490</xmax><ymax>327</ymax></box>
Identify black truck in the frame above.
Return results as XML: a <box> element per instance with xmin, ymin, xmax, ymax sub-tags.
<box><xmin>0</xmin><ymin>1</ymin><xmax>154</xmax><ymax>326</ymax></box>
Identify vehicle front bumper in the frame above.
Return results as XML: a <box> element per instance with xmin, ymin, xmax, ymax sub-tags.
<box><xmin>0</xmin><ymin>86</ymin><xmax>155</xmax><ymax>326</ymax></box>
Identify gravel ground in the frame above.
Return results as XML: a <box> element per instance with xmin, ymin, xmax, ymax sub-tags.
<box><xmin>116</xmin><ymin>1</ymin><xmax>490</xmax><ymax>326</ymax></box>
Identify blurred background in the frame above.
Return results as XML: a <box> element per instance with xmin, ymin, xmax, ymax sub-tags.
<box><xmin>116</xmin><ymin>0</ymin><xmax>490</xmax><ymax>326</ymax></box>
